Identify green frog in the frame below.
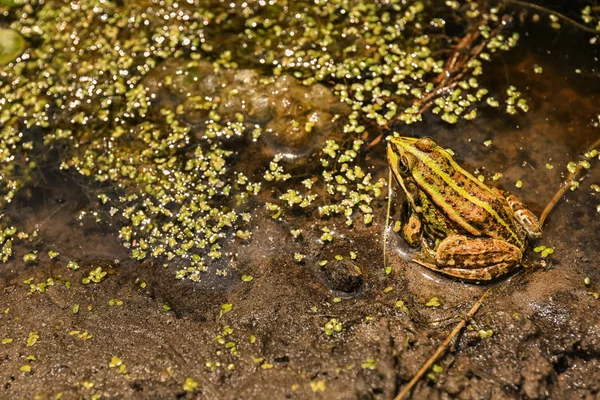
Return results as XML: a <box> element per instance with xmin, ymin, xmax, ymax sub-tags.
<box><xmin>387</xmin><ymin>136</ymin><xmax>542</xmax><ymax>281</ymax></box>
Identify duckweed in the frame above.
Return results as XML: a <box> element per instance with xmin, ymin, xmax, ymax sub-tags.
<box><xmin>22</xmin><ymin>252</ymin><xmax>37</xmax><ymax>262</ymax></box>
<box><xmin>427</xmin><ymin>363</ymin><xmax>444</xmax><ymax>381</ymax></box>
<box><xmin>26</xmin><ymin>331</ymin><xmax>39</xmax><ymax>347</ymax></box>
<box><xmin>426</xmin><ymin>297</ymin><xmax>441</xmax><ymax>307</ymax></box>
<box><xmin>66</xmin><ymin>261</ymin><xmax>80</xmax><ymax>271</ymax></box>
<box><xmin>0</xmin><ymin>0</ymin><xmax>549</xmax><ymax>278</ymax></box>
<box><xmin>534</xmin><ymin>245</ymin><xmax>555</xmax><ymax>258</ymax></box>
<box><xmin>69</xmin><ymin>331</ymin><xmax>93</xmax><ymax>341</ymax></box>
<box><xmin>182</xmin><ymin>377</ymin><xmax>198</xmax><ymax>392</ymax></box>
<box><xmin>219</xmin><ymin>303</ymin><xmax>233</xmax><ymax>318</ymax></box>
<box><xmin>310</xmin><ymin>380</ymin><xmax>326</xmax><ymax>393</ymax></box>
<box><xmin>109</xmin><ymin>356</ymin><xmax>123</xmax><ymax>368</ymax></box>
<box><xmin>395</xmin><ymin>300</ymin><xmax>408</xmax><ymax>311</ymax></box>
<box><xmin>19</xmin><ymin>365</ymin><xmax>32</xmax><ymax>372</ymax></box>
<box><xmin>478</xmin><ymin>329</ymin><xmax>494</xmax><ymax>339</ymax></box>
<box><xmin>0</xmin><ymin>28</ymin><xmax>25</xmax><ymax>64</ymax></box>
<box><xmin>361</xmin><ymin>358</ymin><xmax>376</xmax><ymax>370</ymax></box>
<box><xmin>81</xmin><ymin>267</ymin><xmax>107</xmax><ymax>284</ymax></box>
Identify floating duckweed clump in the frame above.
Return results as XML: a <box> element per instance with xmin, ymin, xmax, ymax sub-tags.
<box><xmin>582</xmin><ymin>6</ymin><xmax>600</xmax><ymax>31</ymax></box>
<box><xmin>238</xmin><ymin>0</ymin><xmax>528</xmax><ymax>127</ymax></box>
<box><xmin>269</xmin><ymin>139</ymin><xmax>386</xmax><ymax>227</ymax></box>
<box><xmin>0</xmin><ymin>0</ymin><xmax>579</xmax><ymax>279</ymax></box>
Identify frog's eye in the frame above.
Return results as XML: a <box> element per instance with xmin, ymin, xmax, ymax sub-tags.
<box><xmin>415</xmin><ymin>137</ymin><xmax>436</xmax><ymax>152</ymax></box>
<box><xmin>398</xmin><ymin>155</ymin><xmax>411</xmax><ymax>175</ymax></box>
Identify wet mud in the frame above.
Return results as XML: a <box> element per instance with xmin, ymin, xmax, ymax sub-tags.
<box><xmin>1</xmin><ymin>4</ymin><xmax>600</xmax><ymax>400</ymax></box>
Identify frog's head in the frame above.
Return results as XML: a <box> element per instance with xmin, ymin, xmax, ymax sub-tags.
<box><xmin>387</xmin><ymin>136</ymin><xmax>439</xmax><ymax>207</ymax></box>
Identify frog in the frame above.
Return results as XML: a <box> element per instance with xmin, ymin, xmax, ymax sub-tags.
<box><xmin>387</xmin><ymin>136</ymin><xmax>542</xmax><ymax>281</ymax></box>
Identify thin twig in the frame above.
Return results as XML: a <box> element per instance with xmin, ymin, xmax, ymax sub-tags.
<box><xmin>366</xmin><ymin>133</ymin><xmax>384</xmax><ymax>150</ymax></box>
<box><xmin>540</xmin><ymin>137</ymin><xmax>600</xmax><ymax>225</ymax></box>
<box><xmin>416</xmin><ymin>15</ymin><xmax>511</xmax><ymax>115</ymax></box>
<box><xmin>393</xmin><ymin>288</ymin><xmax>492</xmax><ymax>400</ymax></box>
<box><xmin>370</xmin><ymin>13</ymin><xmax>511</xmax><ymax>146</ymax></box>
<box><xmin>383</xmin><ymin>168</ymin><xmax>393</xmax><ymax>273</ymax></box>
<box><xmin>503</xmin><ymin>0</ymin><xmax>600</xmax><ymax>34</ymax></box>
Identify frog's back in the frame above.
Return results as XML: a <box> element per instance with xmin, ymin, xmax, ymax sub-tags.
<box><xmin>412</xmin><ymin>144</ymin><xmax>525</xmax><ymax>249</ymax></box>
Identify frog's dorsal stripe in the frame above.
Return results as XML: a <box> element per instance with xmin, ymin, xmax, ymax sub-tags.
<box><xmin>411</xmin><ymin>170</ymin><xmax>483</xmax><ymax>237</ymax></box>
<box><xmin>438</xmin><ymin>150</ymin><xmax>496</xmax><ymax>193</ymax></box>
<box><xmin>396</xmin><ymin>140</ymin><xmax>523</xmax><ymax>247</ymax></box>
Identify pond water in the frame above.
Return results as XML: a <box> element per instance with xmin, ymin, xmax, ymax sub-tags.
<box><xmin>0</xmin><ymin>1</ymin><xmax>599</xmax><ymax>399</ymax></box>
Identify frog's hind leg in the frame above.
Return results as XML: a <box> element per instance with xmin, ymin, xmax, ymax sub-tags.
<box><xmin>438</xmin><ymin>262</ymin><xmax>516</xmax><ymax>281</ymax></box>
<box><xmin>412</xmin><ymin>234</ymin><xmax>522</xmax><ymax>281</ymax></box>
<box><xmin>410</xmin><ymin>239</ymin><xmax>449</xmax><ymax>277</ymax></box>
<box><xmin>505</xmin><ymin>194</ymin><xmax>542</xmax><ymax>239</ymax></box>
<box><xmin>492</xmin><ymin>188</ymin><xmax>542</xmax><ymax>239</ymax></box>
<box><xmin>410</xmin><ymin>258</ymin><xmax>517</xmax><ymax>282</ymax></box>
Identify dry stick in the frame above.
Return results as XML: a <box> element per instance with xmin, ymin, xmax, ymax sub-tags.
<box><xmin>393</xmin><ymin>288</ymin><xmax>492</xmax><ymax>400</ymax></box>
<box><xmin>383</xmin><ymin>168</ymin><xmax>394</xmax><ymax>273</ymax></box>
<box><xmin>539</xmin><ymin>137</ymin><xmax>600</xmax><ymax>225</ymax></box>
<box><xmin>503</xmin><ymin>0</ymin><xmax>599</xmax><ymax>35</ymax></box>
<box><xmin>369</xmin><ymin>25</ymin><xmax>487</xmax><ymax>149</ymax></box>
<box><xmin>416</xmin><ymin>15</ymin><xmax>511</xmax><ymax>115</ymax></box>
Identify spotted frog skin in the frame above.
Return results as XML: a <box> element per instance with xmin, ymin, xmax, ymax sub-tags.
<box><xmin>387</xmin><ymin>136</ymin><xmax>542</xmax><ymax>281</ymax></box>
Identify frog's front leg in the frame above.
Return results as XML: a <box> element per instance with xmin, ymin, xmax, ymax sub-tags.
<box><xmin>402</xmin><ymin>209</ymin><xmax>423</xmax><ymax>247</ymax></box>
<box><xmin>414</xmin><ymin>234</ymin><xmax>522</xmax><ymax>281</ymax></box>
